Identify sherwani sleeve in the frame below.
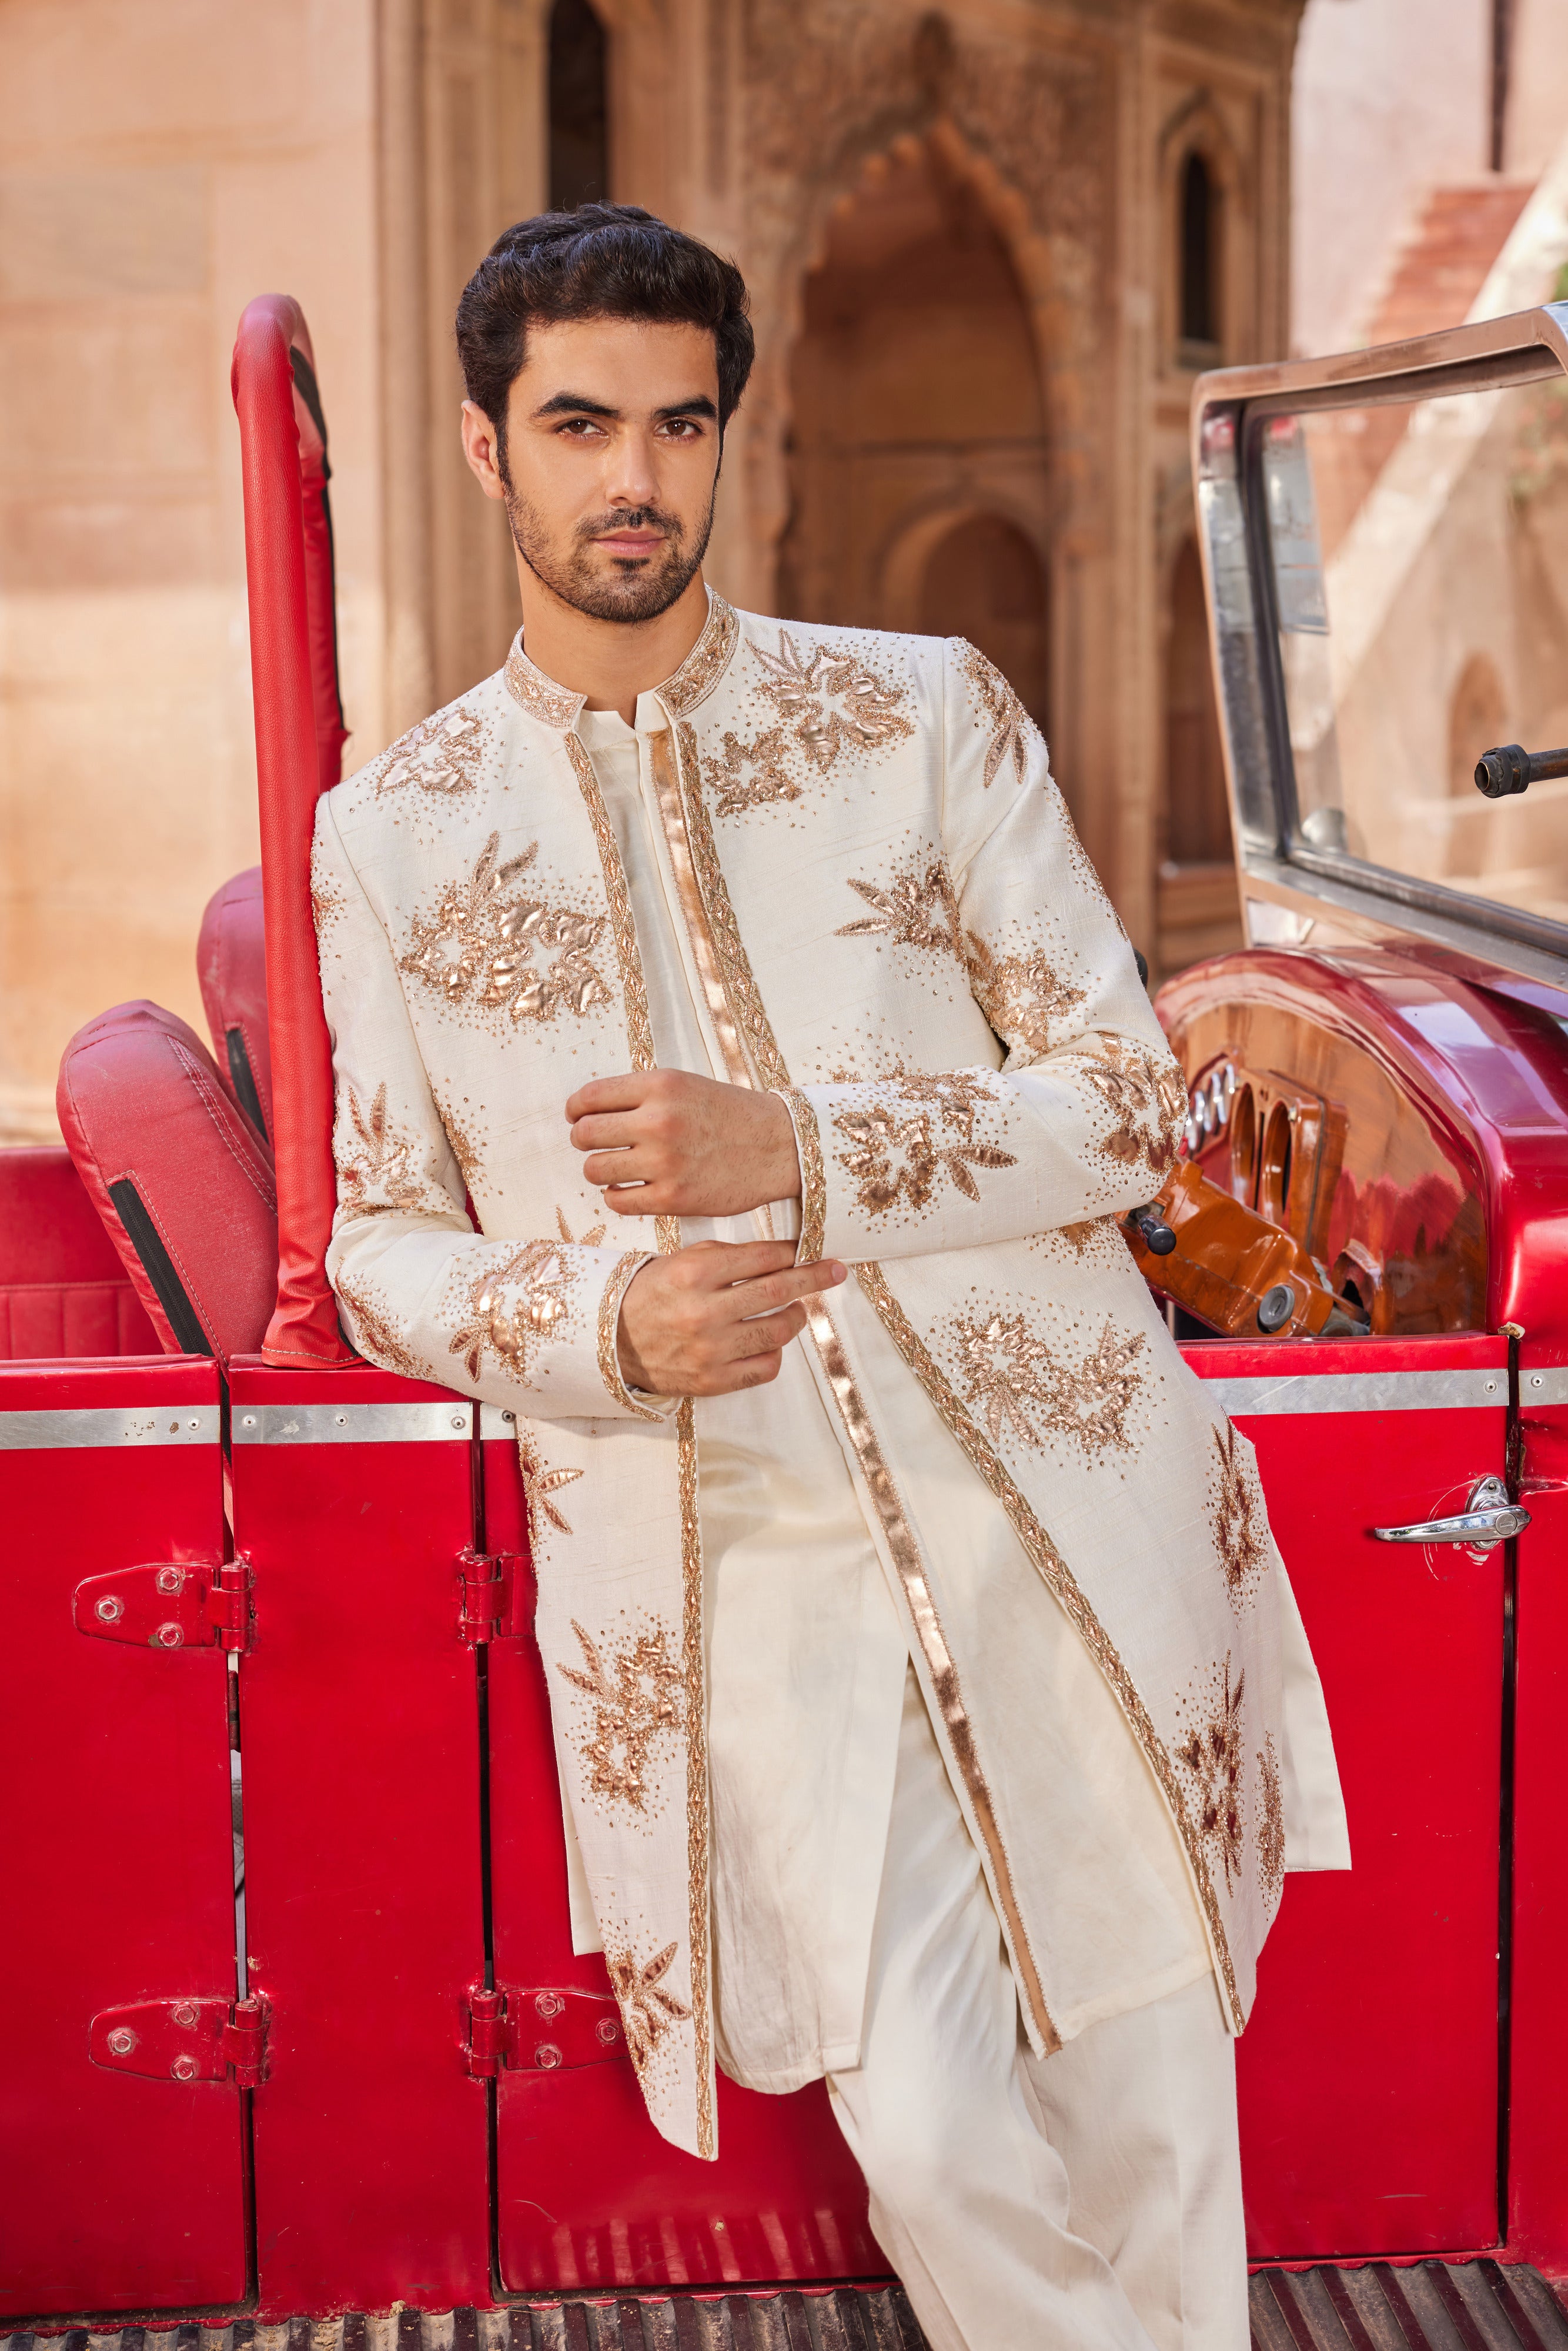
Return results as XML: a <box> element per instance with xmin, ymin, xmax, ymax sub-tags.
<box><xmin>779</xmin><ymin>637</ymin><xmax>1189</xmax><ymax>1267</ymax></box>
<box><xmin>313</xmin><ymin>794</ymin><xmax>666</xmax><ymax>1420</ymax></box>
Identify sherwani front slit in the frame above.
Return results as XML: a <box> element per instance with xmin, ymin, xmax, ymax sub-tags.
<box><xmin>312</xmin><ymin>593</ymin><xmax>1350</xmax><ymax>2349</ymax></box>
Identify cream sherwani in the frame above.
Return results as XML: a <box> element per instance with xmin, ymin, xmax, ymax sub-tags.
<box><xmin>312</xmin><ymin>592</ymin><xmax>1349</xmax><ymax>2176</ymax></box>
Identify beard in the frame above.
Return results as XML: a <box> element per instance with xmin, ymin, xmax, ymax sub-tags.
<box><xmin>502</xmin><ymin>482</ymin><xmax>717</xmax><ymax>624</ymax></box>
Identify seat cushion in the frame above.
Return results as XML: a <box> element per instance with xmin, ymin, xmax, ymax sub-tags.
<box><xmin>0</xmin><ymin>1146</ymin><xmax>159</xmax><ymax>1358</ymax></box>
<box><xmin>57</xmin><ymin>1001</ymin><xmax>279</xmax><ymax>1365</ymax></box>
<box><xmin>198</xmin><ymin>866</ymin><xmax>272</xmax><ymax>1141</ymax></box>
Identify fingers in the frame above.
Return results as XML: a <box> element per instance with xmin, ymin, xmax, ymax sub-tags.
<box><xmin>726</xmin><ymin>1257</ymin><xmax>848</xmax><ymax>1313</ymax></box>
<box><xmin>564</xmin><ymin>1073</ymin><xmax>652</xmax><ymax>1123</ymax></box>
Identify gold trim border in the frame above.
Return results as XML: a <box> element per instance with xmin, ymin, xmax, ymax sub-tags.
<box><xmin>677</xmin><ymin>1393</ymin><xmax>714</xmax><ymax>2158</ymax></box>
<box><xmin>775</xmin><ymin>1087</ymin><xmax>827</xmax><ymax>1265</ymax></box>
<box><xmin>597</xmin><ymin>1250</ymin><xmax>663</xmax><ymax>1420</ymax></box>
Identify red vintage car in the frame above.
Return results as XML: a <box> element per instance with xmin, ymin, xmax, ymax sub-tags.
<box><xmin>4</xmin><ymin>296</ymin><xmax>1568</xmax><ymax>2351</ymax></box>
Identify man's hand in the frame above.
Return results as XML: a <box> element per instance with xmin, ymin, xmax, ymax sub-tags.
<box><xmin>566</xmin><ymin>1068</ymin><xmax>801</xmax><ymax>1219</ymax></box>
<box><xmin>617</xmin><ymin>1239</ymin><xmax>845</xmax><ymax>1397</ymax></box>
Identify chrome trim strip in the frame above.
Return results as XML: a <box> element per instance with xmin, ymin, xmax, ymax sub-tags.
<box><xmin>230</xmin><ymin>1402</ymin><xmax>473</xmax><ymax>1445</ymax></box>
<box><xmin>480</xmin><ymin>1403</ymin><xmax>521</xmax><ymax>1440</ymax></box>
<box><xmin>1196</xmin><ymin>1368</ymin><xmax>1505</xmax><ymax>1417</ymax></box>
<box><xmin>1521</xmin><ymin>1367</ymin><xmax>1568</xmax><ymax>1408</ymax></box>
<box><xmin>0</xmin><ymin>1405</ymin><xmax>220</xmax><ymax>1451</ymax></box>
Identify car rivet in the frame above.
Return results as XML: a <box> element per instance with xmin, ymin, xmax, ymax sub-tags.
<box><xmin>154</xmin><ymin>1621</ymin><xmax>184</xmax><ymax>1648</ymax></box>
<box><xmin>535</xmin><ymin>1991</ymin><xmax>564</xmax><ymax>2019</ymax></box>
<box><xmin>336</xmin><ymin>1414</ymin><xmax>347</xmax><ymax>1426</ymax></box>
<box><xmin>596</xmin><ymin>2017</ymin><xmax>619</xmax><ymax>2045</ymax></box>
<box><xmin>189</xmin><ymin>1418</ymin><xmax>200</xmax><ymax>1430</ymax></box>
<box><xmin>242</xmin><ymin>1415</ymin><xmax>257</xmax><ymax>1428</ymax></box>
<box><xmin>155</xmin><ymin>1566</ymin><xmax>183</xmax><ymax>1594</ymax></box>
<box><xmin>106</xmin><ymin>2027</ymin><xmax>137</xmax><ymax>2055</ymax></box>
<box><xmin>170</xmin><ymin>2001</ymin><xmax>199</xmax><ymax>2029</ymax></box>
<box><xmin>170</xmin><ymin>2053</ymin><xmax>199</xmax><ymax>2081</ymax></box>
<box><xmin>535</xmin><ymin>2043</ymin><xmax>563</xmax><ymax>2070</ymax></box>
<box><xmin>95</xmin><ymin>1595</ymin><xmax>124</xmax><ymax>1622</ymax></box>
<box><xmin>452</xmin><ymin>1415</ymin><xmax>466</xmax><ymax>1430</ymax></box>
<box><xmin>1531</xmin><ymin>1374</ymin><xmax>1543</xmax><ymax>1387</ymax></box>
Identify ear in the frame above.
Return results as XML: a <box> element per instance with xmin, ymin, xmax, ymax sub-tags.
<box><xmin>461</xmin><ymin>400</ymin><xmax>507</xmax><ymax>503</ymax></box>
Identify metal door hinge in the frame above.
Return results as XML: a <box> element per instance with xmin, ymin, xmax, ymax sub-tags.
<box><xmin>456</xmin><ymin>1549</ymin><xmax>529</xmax><ymax>1644</ymax></box>
<box><xmin>463</xmin><ymin>1984</ymin><xmax>623</xmax><ymax>2077</ymax></box>
<box><xmin>73</xmin><ymin>1557</ymin><xmax>255</xmax><ymax>1651</ymax></box>
<box><xmin>90</xmin><ymin>1993</ymin><xmax>269</xmax><ymax>2086</ymax></box>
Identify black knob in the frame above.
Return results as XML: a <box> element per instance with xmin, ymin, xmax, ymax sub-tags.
<box><xmin>1475</xmin><ymin>744</ymin><xmax>1533</xmax><ymax>798</ymax></box>
<box><xmin>1129</xmin><ymin>1206</ymin><xmax>1176</xmax><ymax>1255</ymax></box>
<box><xmin>1256</xmin><ymin>1283</ymin><xmax>1295</xmax><ymax>1333</ymax></box>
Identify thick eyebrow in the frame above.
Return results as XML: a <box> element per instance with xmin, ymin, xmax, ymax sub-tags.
<box><xmin>530</xmin><ymin>390</ymin><xmax>719</xmax><ymax>423</ymax></box>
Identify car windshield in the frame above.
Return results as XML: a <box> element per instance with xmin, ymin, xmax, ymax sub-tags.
<box><xmin>1258</xmin><ymin>368</ymin><xmax>1568</xmax><ymax>934</ymax></box>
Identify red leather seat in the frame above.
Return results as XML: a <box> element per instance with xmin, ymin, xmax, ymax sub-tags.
<box><xmin>0</xmin><ymin>1146</ymin><xmax>159</xmax><ymax>1358</ymax></box>
<box><xmin>56</xmin><ymin>1001</ymin><xmax>278</xmax><ymax>1365</ymax></box>
<box><xmin>198</xmin><ymin>864</ymin><xmax>272</xmax><ymax>1140</ymax></box>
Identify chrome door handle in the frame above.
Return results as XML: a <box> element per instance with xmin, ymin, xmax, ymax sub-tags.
<box><xmin>1372</xmin><ymin>1475</ymin><xmax>1530</xmax><ymax>1549</ymax></box>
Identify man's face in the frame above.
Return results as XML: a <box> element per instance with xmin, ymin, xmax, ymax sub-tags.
<box><xmin>467</xmin><ymin>318</ymin><xmax>723</xmax><ymax>625</ymax></box>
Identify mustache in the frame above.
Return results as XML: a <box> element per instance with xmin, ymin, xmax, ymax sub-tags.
<box><xmin>575</xmin><ymin>505</ymin><xmax>684</xmax><ymax>546</ymax></box>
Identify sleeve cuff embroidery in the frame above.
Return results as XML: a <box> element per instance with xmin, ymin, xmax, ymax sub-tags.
<box><xmin>597</xmin><ymin>1249</ymin><xmax>665</xmax><ymax>1418</ymax></box>
<box><xmin>774</xmin><ymin>1087</ymin><xmax>827</xmax><ymax>1264</ymax></box>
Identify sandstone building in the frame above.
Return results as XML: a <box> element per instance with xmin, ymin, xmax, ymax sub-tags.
<box><xmin>0</xmin><ymin>0</ymin><xmax>1304</xmax><ymax>1142</ymax></box>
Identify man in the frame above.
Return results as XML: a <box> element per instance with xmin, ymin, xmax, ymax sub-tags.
<box><xmin>313</xmin><ymin>203</ymin><xmax>1348</xmax><ymax>2350</ymax></box>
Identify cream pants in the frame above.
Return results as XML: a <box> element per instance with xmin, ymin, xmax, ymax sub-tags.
<box><xmin>825</xmin><ymin>1671</ymin><xmax>1250</xmax><ymax>2351</ymax></box>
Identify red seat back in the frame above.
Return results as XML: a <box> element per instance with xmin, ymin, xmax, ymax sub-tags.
<box><xmin>0</xmin><ymin>1146</ymin><xmax>159</xmax><ymax>1358</ymax></box>
<box><xmin>198</xmin><ymin>865</ymin><xmax>272</xmax><ymax>1141</ymax></box>
<box><xmin>56</xmin><ymin>1001</ymin><xmax>279</xmax><ymax>1365</ymax></box>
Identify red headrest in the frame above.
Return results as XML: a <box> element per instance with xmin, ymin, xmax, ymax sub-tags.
<box><xmin>56</xmin><ymin>1001</ymin><xmax>278</xmax><ymax>1366</ymax></box>
<box><xmin>198</xmin><ymin>866</ymin><xmax>272</xmax><ymax>1141</ymax></box>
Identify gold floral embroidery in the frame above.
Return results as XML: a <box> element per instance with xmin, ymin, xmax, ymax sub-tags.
<box><xmin>520</xmin><ymin>1441</ymin><xmax>583</xmax><ymax>1537</ymax></box>
<box><xmin>1211</xmin><ymin>1424</ymin><xmax>1270</xmax><ymax>1607</ymax></box>
<box><xmin>707</xmin><ymin>725</ymin><xmax>799</xmax><ymax>815</ymax></box>
<box><xmin>310</xmin><ymin>841</ymin><xmax>348</xmax><ymax>943</ymax></box>
<box><xmin>1176</xmin><ymin>1659</ymin><xmax>1246</xmax><ymax>1895</ymax></box>
<box><xmin>372</xmin><ymin>704</ymin><xmax>488</xmax><ymax>797</ymax></box>
<box><xmin>837</xmin><ymin>855</ymin><xmax>1086</xmax><ymax>1054</ymax></box>
<box><xmin>399</xmin><ymin>833</ymin><xmax>613</xmax><ymax>1028</ymax></box>
<box><xmin>558</xmin><ymin>1618</ymin><xmax>683</xmax><ymax>1809</ymax></box>
<box><xmin>1079</xmin><ymin>1036</ymin><xmax>1188</xmax><ymax>1180</ymax></box>
<box><xmin>751</xmin><ymin>630</ymin><xmax>914</xmax><ymax>773</ymax></box>
<box><xmin>957</xmin><ymin>640</ymin><xmax>1035</xmax><ymax>789</ymax></box>
<box><xmin>1258</xmin><ymin>1733</ymin><xmax>1285</xmax><ymax>1912</ymax></box>
<box><xmin>336</xmin><ymin>1082</ymin><xmax>432</xmax><ymax>1213</ymax></box>
<box><xmin>557</xmin><ymin>1204</ymin><xmax>606</xmax><ymax>1247</ymax></box>
<box><xmin>660</xmin><ymin>594</ymin><xmax>738</xmax><ymax>715</ymax></box>
<box><xmin>775</xmin><ymin>1087</ymin><xmax>827</xmax><ymax>1264</ymax></box>
<box><xmin>1061</xmin><ymin>1219</ymin><xmax>1106</xmax><ymax>1255</ymax></box>
<box><xmin>447</xmin><ymin>1238</ymin><xmax>573</xmax><ymax>1383</ymax></box>
<box><xmin>437</xmin><ymin>1097</ymin><xmax>485</xmax><ymax>1198</ymax></box>
<box><xmin>336</xmin><ymin>1273</ymin><xmax>427</xmax><ymax>1382</ymax></box>
<box><xmin>597</xmin><ymin>1248</ymin><xmax>663</xmax><ymax>1420</ymax></box>
<box><xmin>605</xmin><ymin>1937</ymin><xmax>693</xmax><ymax>2084</ymax></box>
<box><xmin>834</xmin><ymin>1070</ymin><xmax>1016</xmax><ymax>1217</ymax></box>
<box><xmin>951</xmin><ymin>1310</ymin><xmax>1148</xmax><ymax>1460</ymax></box>
<box><xmin>503</xmin><ymin>639</ymin><xmax>584</xmax><ymax>729</ymax></box>
<box><xmin>854</xmin><ymin>1261</ymin><xmax>1242</xmax><ymax>2031</ymax></box>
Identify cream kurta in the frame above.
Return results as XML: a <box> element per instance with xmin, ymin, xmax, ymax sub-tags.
<box><xmin>312</xmin><ymin>592</ymin><xmax>1350</xmax><ymax>2159</ymax></box>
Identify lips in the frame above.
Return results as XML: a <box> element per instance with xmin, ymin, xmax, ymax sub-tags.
<box><xmin>597</xmin><ymin>533</ymin><xmax>664</xmax><ymax>557</ymax></box>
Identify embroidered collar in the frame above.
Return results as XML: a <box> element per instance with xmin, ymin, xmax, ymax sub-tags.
<box><xmin>502</xmin><ymin>590</ymin><xmax>738</xmax><ymax>730</ymax></box>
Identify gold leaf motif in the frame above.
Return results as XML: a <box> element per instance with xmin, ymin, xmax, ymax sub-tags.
<box><xmin>447</xmin><ymin>1238</ymin><xmax>574</xmax><ymax>1384</ymax></box>
<box><xmin>336</xmin><ymin>1273</ymin><xmax>427</xmax><ymax>1382</ymax></box>
<box><xmin>951</xmin><ymin>1309</ymin><xmax>1148</xmax><ymax>1460</ymax></box>
<box><xmin>1257</xmin><ymin>1732</ymin><xmax>1285</xmax><ymax>1913</ymax></box>
<box><xmin>520</xmin><ymin>1438</ymin><xmax>583</xmax><ymax>1537</ymax></box>
<box><xmin>706</xmin><ymin>724</ymin><xmax>800</xmax><ymax>815</ymax></box>
<box><xmin>604</xmin><ymin>1936</ymin><xmax>693</xmax><ymax>2083</ymax></box>
<box><xmin>833</xmin><ymin>1069</ymin><xmax>1016</xmax><ymax>1217</ymax></box>
<box><xmin>336</xmin><ymin>1081</ymin><xmax>434</xmax><ymax>1213</ymax></box>
<box><xmin>558</xmin><ymin>1618</ymin><xmax>684</xmax><ymax>1809</ymax></box>
<box><xmin>372</xmin><ymin>704</ymin><xmax>488</xmax><ymax>797</ymax></box>
<box><xmin>836</xmin><ymin>854</ymin><xmax>1086</xmax><ymax>1054</ymax></box>
<box><xmin>750</xmin><ymin>630</ymin><xmax>914</xmax><ymax>775</ymax></box>
<box><xmin>1079</xmin><ymin>1036</ymin><xmax>1188</xmax><ymax>1180</ymax></box>
<box><xmin>310</xmin><ymin>842</ymin><xmax>349</xmax><ymax>942</ymax></box>
<box><xmin>1210</xmin><ymin>1423</ymin><xmax>1271</xmax><ymax>1608</ymax></box>
<box><xmin>399</xmin><ymin>833</ymin><xmax>613</xmax><ymax>1030</ymax></box>
<box><xmin>1176</xmin><ymin>1659</ymin><xmax>1247</xmax><ymax>1895</ymax></box>
<box><xmin>957</xmin><ymin>640</ymin><xmax>1037</xmax><ymax>789</ymax></box>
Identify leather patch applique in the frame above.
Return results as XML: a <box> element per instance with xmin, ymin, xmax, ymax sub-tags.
<box><xmin>557</xmin><ymin>1617</ymin><xmax>683</xmax><ymax>1811</ymax></box>
<box><xmin>399</xmin><ymin>833</ymin><xmax>614</xmax><ymax>1029</ymax></box>
<box><xmin>949</xmin><ymin>1308</ymin><xmax>1149</xmax><ymax>1460</ymax></box>
<box><xmin>370</xmin><ymin>703</ymin><xmax>489</xmax><ymax>797</ymax></box>
<box><xmin>446</xmin><ymin>1237</ymin><xmax>576</xmax><ymax>1384</ymax></box>
<box><xmin>957</xmin><ymin>640</ymin><xmax>1038</xmax><ymax>789</ymax></box>
<box><xmin>1209</xmin><ymin>1422</ymin><xmax>1271</xmax><ymax>1609</ymax></box>
<box><xmin>833</xmin><ymin>1070</ymin><xmax>1017</xmax><ymax>1218</ymax></box>
<box><xmin>1175</xmin><ymin>1658</ymin><xmax>1247</xmax><ymax>1896</ymax></box>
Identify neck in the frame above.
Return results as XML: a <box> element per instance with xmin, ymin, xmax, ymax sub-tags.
<box><xmin>514</xmin><ymin>562</ymin><xmax>710</xmax><ymax>725</ymax></box>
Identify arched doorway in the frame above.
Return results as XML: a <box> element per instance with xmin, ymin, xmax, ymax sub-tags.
<box><xmin>1157</xmin><ymin>535</ymin><xmax>1240</xmax><ymax>973</ymax></box>
<box><xmin>777</xmin><ymin>139</ymin><xmax>1049</xmax><ymax>702</ymax></box>
<box><xmin>917</xmin><ymin>513</ymin><xmax>1048</xmax><ymax>727</ymax></box>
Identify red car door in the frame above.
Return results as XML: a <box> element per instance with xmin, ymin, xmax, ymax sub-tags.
<box><xmin>1187</xmin><ymin>1334</ymin><xmax>1511</xmax><ymax>2258</ymax></box>
<box><xmin>0</xmin><ymin>1358</ymin><xmax>245</xmax><ymax>2316</ymax></box>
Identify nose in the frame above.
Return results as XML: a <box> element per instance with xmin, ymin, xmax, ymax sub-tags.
<box><xmin>603</xmin><ymin>425</ymin><xmax>661</xmax><ymax>513</ymax></box>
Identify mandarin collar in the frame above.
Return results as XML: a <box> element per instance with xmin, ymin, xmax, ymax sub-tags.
<box><xmin>502</xmin><ymin>588</ymin><xmax>738</xmax><ymax>731</ymax></box>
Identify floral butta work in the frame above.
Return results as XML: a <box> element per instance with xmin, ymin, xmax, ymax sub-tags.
<box><xmin>313</xmin><ymin>592</ymin><xmax>1348</xmax><ymax>2161</ymax></box>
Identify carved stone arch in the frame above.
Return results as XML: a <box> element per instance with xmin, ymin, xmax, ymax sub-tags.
<box><xmin>1159</xmin><ymin>88</ymin><xmax>1249</xmax><ymax>371</ymax></box>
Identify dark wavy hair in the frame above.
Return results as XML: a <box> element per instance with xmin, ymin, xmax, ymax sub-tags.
<box><xmin>455</xmin><ymin>204</ymin><xmax>754</xmax><ymax>473</ymax></box>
